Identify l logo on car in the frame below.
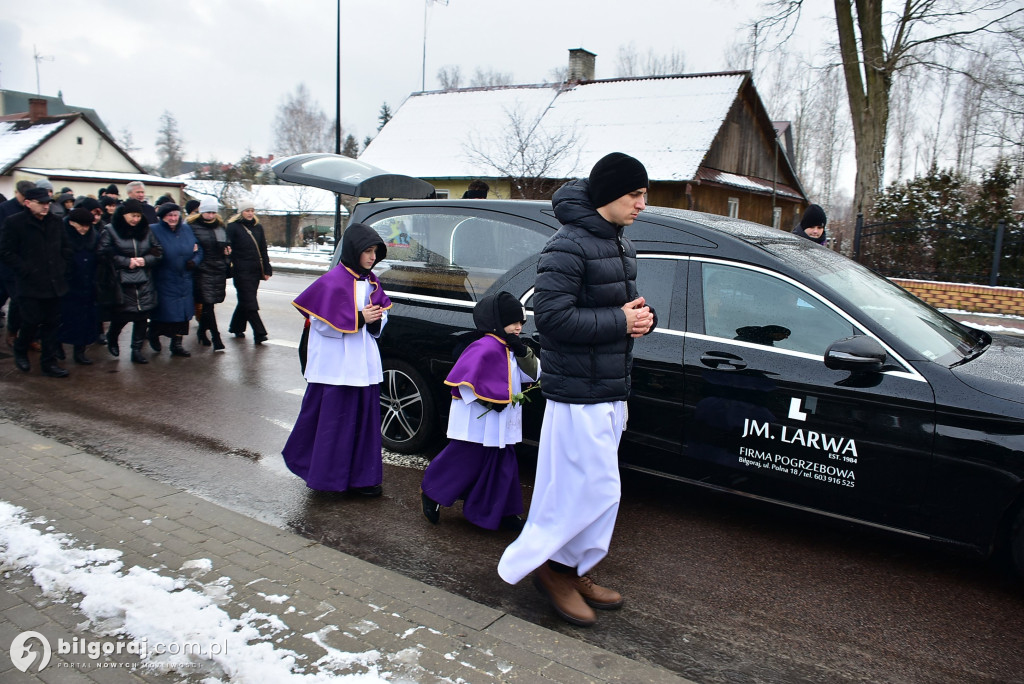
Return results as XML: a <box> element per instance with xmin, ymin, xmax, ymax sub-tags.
<box><xmin>788</xmin><ymin>396</ymin><xmax>818</xmax><ymax>422</ymax></box>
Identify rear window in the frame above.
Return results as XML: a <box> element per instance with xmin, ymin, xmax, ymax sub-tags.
<box><xmin>365</xmin><ymin>213</ymin><xmax>549</xmax><ymax>301</ymax></box>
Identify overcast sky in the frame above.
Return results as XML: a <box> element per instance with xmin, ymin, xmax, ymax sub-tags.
<box><xmin>0</xmin><ymin>0</ymin><xmax>830</xmax><ymax>169</ymax></box>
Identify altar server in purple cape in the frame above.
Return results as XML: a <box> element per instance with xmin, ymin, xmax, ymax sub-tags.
<box><xmin>281</xmin><ymin>223</ymin><xmax>392</xmax><ymax>496</ymax></box>
<box><xmin>420</xmin><ymin>291</ymin><xmax>539</xmax><ymax>530</ymax></box>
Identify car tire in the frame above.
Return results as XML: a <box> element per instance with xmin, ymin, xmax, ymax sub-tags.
<box><xmin>380</xmin><ymin>358</ymin><xmax>436</xmax><ymax>453</ymax></box>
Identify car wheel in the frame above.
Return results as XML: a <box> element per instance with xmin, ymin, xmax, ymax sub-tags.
<box><xmin>380</xmin><ymin>359</ymin><xmax>436</xmax><ymax>453</ymax></box>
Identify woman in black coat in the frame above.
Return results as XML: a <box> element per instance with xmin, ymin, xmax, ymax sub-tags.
<box><xmin>58</xmin><ymin>209</ymin><xmax>101</xmax><ymax>365</ymax></box>
<box><xmin>225</xmin><ymin>201</ymin><xmax>272</xmax><ymax>344</ymax></box>
<box><xmin>97</xmin><ymin>199</ymin><xmax>163</xmax><ymax>364</ymax></box>
<box><xmin>187</xmin><ymin>200</ymin><xmax>231</xmax><ymax>351</ymax></box>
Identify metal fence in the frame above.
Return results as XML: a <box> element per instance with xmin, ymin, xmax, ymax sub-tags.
<box><xmin>852</xmin><ymin>215</ymin><xmax>1024</xmax><ymax>288</ymax></box>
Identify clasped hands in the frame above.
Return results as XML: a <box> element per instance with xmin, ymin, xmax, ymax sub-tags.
<box><xmin>622</xmin><ymin>297</ymin><xmax>654</xmax><ymax>338</ymax></box>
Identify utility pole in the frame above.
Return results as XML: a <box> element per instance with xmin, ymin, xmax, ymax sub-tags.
<box><xmin>421</xmin><ymin>0</ymin><xmax>449</xmax><ymax>91</ymax></box>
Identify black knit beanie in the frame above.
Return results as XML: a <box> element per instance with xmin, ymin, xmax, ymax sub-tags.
<box><xmin>800</xmin><ymin>204</ymin><xmax>827</xmax><ymax>229</ymax></box>
<box><xmin>588</xmin><ymin>152</ymin><xmax>648</xmax><ymax>208</ymax></box>
<box><xmin>185</xmin><ymin>199</ymin><xmax>201</xmax><ymax>214</ymax></box>
<box><xmin>121</xmin><ymin>198</ymin><xmax>147</xmax><ymax>215</ymax></box>
<box><xmin>68</xmin><ymin>208</ymin><xmax>95</xmax><ymax>226</ymax></box>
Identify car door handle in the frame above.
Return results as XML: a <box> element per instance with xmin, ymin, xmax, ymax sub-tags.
<box><xmin>700</xmin><ymin>351</ymin><xmax>747</xmax><ymax>370</ymax></box>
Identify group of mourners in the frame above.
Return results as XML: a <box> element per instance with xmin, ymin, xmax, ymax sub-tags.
<box><xmin>282</xmin><ymin>152</ymin><xmax>658</xmax><ymax>629</ymax></box>
<box><xmin>0</xmin><ymin>178</ymin><xmax>273</xmax><ymax>377</ymax></box>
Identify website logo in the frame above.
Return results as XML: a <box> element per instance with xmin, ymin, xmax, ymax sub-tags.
<box><xmin>10</xmin><ymin>631</ymin><xmax>52</xmax><ymax>673</ymax></box>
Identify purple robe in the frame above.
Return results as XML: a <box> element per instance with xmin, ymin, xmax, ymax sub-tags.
<box><xmin>292</xmin><ymin>264</ymin><xmax>391</xmax><ymax>331</ymax></box>
<box><xmin>421</xmin><ymin>440</ymin><xmax>523</xmax><ymax>529</ymax></box>
<box><xmin>445</xmin><ymin>334</ymin><xmax>512</xmax><ymax>403</ymax></box>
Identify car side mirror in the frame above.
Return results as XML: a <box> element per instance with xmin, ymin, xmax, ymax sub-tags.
<box><xmin>824</xmin><ymin>335</ymin><xmax>886</xmax><ymax>373</ymax></box>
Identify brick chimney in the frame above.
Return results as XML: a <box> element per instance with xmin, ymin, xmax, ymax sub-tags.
<box><xmin>28</xmin><ymin>98</ymin><xmax>48</xmax><ymax>122</ymax></box>
<box><xmin>568</xmin><ymin>48</ymin><xmax>596</xmax><ymax>82</ymax></box>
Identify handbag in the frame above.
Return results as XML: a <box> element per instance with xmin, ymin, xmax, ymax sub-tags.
<box><xmin>119</xmin><ymin>268</ymin><xmax>147</xmax><ymax>285</ymax></box>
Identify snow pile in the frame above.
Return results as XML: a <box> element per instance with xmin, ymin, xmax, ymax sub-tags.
<box><xmin>0</xmin><ymin>501</ymin><xmax>394</xmax><ymax>682</ymax></box>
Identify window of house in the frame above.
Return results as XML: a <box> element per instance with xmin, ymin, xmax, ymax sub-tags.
<box><xmin>76</xmin><ymin>137</ymin><xmax>83</xmax><ymax>145</ymax></box>
<box><xmin>434</xmin><ymin>190</ymin><xmax>449</xmax><ymax>199</ymax></box>
<box><xmin>727</xmin><ymin>197</ymin><xmax>739</xmax><ymax>218</ymax></box>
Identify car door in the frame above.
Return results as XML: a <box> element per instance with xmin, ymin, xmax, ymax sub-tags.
<box><xmin>682</xmin><ymin>259</ymin><xmax>938</xmax><ymax>534</ymax></box>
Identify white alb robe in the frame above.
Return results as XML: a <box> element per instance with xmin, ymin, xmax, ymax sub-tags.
<box><xmin>446</xmin><ymin>350</ymin><xmax>536</xmax><ymax>448</ymax></box>
<box><xmin>497</xmin><ymin>400</ymin><xmax>626</xmax><ymax>584</ymax></box>
<box><xmin>303</xmin><ymin>280</ymin><xmax>388</xmax><ymax>387</ymax></box>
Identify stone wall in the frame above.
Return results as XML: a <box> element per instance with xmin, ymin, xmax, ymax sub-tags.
<box><xmin>892</xmin><ymin>278</ymin><xmax>1024</xmax><ymax>316</ymax></box>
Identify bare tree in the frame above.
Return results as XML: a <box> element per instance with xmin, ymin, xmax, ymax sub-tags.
<box><xmin>437</xmin><ymin>65</ymin><xmax>462</xmax><ymax>90</ymax></box>
<box><xmin>155</xmin><ymin>111</ymin><xmax>185</xmax><ymax>177</ymax></box>
<box><xmin>470</xmin><ymin>68</ymin><xmax>514</xmax><ymax>87</ymax></box>
<box><xmin>272</xmin><ymin>83</ymin><xmax>333</xmax><ymax>156</ymax></box>
<box><xmin>614</xmin><ymin>42</ymin><xmax>686</xmax><ymax>77</ymax></box>
<box><xmin>117</xmin><ymin>127</ymin><xmax>140</xmax><ymax>155</ymax></box>
<box><xmin>463</xmin><ymin>102</ymin><xmax>582</xmax><ymax>199</ymax></box>
<box><xmin>952</xmin><ymin>52</ymin><xmax>991</xmax><ymax>175</ymax></box>
<box><xmin>760</xmin><ymin>0</ymin><xmax>1024</xmax><ymax>215</ymax></box>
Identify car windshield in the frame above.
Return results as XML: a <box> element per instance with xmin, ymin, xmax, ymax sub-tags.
<box><xmin>817</xmin><ymin>260</ymin><xmax>977</xmax><ymax>365</ymax></box>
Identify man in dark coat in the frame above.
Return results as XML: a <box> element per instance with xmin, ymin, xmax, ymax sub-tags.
<box><xmin>0</xmin><ymin>187</ymin><xmax>72</xmax><ymax>376</ymax></box>
<box><xmin>0</xmin><ymin>180</ymin><xmax>37</xmax><ymax>341</ymax></box>
<box><xmin>498</xmin><ymin>152</ymin><xmax>655</xmax><ymax>627</ymax></box>
<box><xmin>125</xmin><ymin>181</ymin><xmax>158</xmax><ymax>224</ymax></box>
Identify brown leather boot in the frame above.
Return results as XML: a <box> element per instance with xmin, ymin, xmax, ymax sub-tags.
<box><xmin>574</xmin><ymin>574</ymin><xmax>623</xmax><ymax>610</ymax></box>
<box><xmin>532</xmin><ymin>564</ymin><xmax>596</xmax><ymax>627</ymax></box>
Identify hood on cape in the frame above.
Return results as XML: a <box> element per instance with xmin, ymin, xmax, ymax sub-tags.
<box><xmin>551</xmin><ymin>179</ymin><xmax>618</xmax><ymax>239</ymax></box>
<box><xmin>472</xmin><ymin>291</ymin><xmax>524</xmax><ymax>336</ymax></box>
<box><xmin>340</xmin><ymin>222</ymin><xmax>387</xmax><ymax>275</ymax></box>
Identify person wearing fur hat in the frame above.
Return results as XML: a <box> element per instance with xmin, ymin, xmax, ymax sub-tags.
<box><xmin>97</xmin><ymin>199</ymin><xmax>163</xmax><ymax>364</ymax></box>
<box><xmin>225</xmin><ymin>199</ymin><xmax>272</xmax><ymax>344</ymax></box>
<box><xmin>793</xmin><ymin>204</ymin><xmax>828</xmax><ymax>245</ymax></box>
<box><xmin>147</xmin><ymin>203</ymin><xmax>202</xmax><ymax>358</ymax></box>
<box><xmin>57</xmin><ymin>208</ymin><xmax>101</xmax><ymax>365</ymax></box>
<box><xmin>282</xmin><ymin>222</ymin><xmax>392</xmax><ymax>496</ymax></box>
<box><xmin>187</xmin><ymin>199</ymin><xmax>231</xmax><ymax>351</ymax></box>
<box><xmin>497</xmin><ymin>152</ymin><xmax>656</xmax><ymax>628</ymax></box>
<box><xmin>420</xmin><ymin>291</ymin><xmax>538</xmax><ymax>531</ymax></box>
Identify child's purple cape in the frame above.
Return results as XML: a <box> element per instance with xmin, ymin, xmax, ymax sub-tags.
<box><xmin>292</xmin><ymin>264</ymin><xmax>392</xmax><ymax>333</ymax></box>
<box><xmin>445</xmin><ymin>334</ymin><xmax>512</xmax><ymax>403</ymax></box>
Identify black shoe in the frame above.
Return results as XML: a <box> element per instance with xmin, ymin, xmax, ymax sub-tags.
<box><xmin>254</xmin><ymin>335</ymin><xmax>268</xmax><ymax>345</ymax></box>
<box><xmin>197</xmin><ymin>329</ymin><xmax>211</xmax><ymax>346</ymax></box>
<box><xmin>421</xmin><ymin>492</ymin><xmax>441</xmax><ymax>524</ymax></box>
<box><xmin>169</xmin><ymin>337</ymin><xmax>191</xmax><ymax>357</ymax></box>
<box><xmin>41</xmin><ymin>364</ymin><xmax>69</xmax><ymax>378</ymax></box>
<box><xmin>130</xmin><ymin>350</ymin><xmax>149</xmax><ymax>364</ymax></box>
<box><xmin>73</xmin><ymin>347</ymin><xmax>93</xmax><ymax>365</ymax></box>
<box><xmin>107</xmin><ymin>338</ymin><xmax>119</xmax><ymax>357</ymax></box>
<box><xmin>95</xmin><ymin>333</ymin><xmax>107</xmax><ymax>346</ymax></box>
<box><xmin>13</xmin><ymin>350</ymin><xmax>29</xmax><ymax>372</ymax></box>
<box><xmin>232</xmin><ymin>332</ymin><xmax>245</xmax><ymax>338</ymax></box>
<box><xmin>499</xmin><ymin>515</ymin><xmax>526</xmax><ymax>532</ymax></box>
<box><xmin>147</xmin><ymin>332</ymin><xmax>162</xmax><ymax>352</ymax></box>
<box><xmin>352</xmin><ymin>485</ymin><xmax>383</xmax><ymax>497</ymax></box>
<box><xmin>55</xmin><ymin>345</ymin><xmax>66</xmax><ymax>360</ymax></box>
<box><xmin>211</xmin><ymin>334</ymin><xmax>225</xmax><ymax>352</ymax></box>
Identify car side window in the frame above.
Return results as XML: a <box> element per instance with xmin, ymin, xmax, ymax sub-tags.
<box><xmin>366</xmin><ymin>213</ymin><xmax>548</xmax><ymax>301</ymax></box>
<box><xmin>635</xmin><ymin>257</ymin><xmax>678</xmax><ymax>330</ymax></box>
<box><xmin>702</xmin><ymin>262</ymin><xmax>855</xmax><ymax>356</ymax></box>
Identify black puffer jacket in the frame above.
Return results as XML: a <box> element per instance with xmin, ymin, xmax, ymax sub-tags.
<box><xmin>534</xmin><ymin>179</ymin><xmax>655</xmax><ymax>404</ymax></box>
<box><xmin>97</xmin><ymin>206</ymin><xmax>162</xmax><ymax>312</ymax></box>
<box><xmin>189</xmin><ymin>214</ymin><xmax>230</xmax><ymax>304</ymax></box>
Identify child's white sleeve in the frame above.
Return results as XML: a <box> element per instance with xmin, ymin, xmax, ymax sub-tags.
<box><xmin>311</xmin><ymin>318</ymin><xmax>346</xmax><ymax>339</ymax></box>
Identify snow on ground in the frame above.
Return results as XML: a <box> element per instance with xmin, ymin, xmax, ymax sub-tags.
<box><xmin>942</xmin><ymin>309</ymin><xmax>1024</xmax><ymax>336</ymax></box>
<box><xmin>0</xmin><ymin>500</ymin><xmax>419</xmax><ymax>682</ymax></box>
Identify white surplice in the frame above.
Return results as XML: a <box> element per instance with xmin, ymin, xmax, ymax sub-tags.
<box><xmin>303</xmin><ymin>280</ymin><xmax>388</xmax><ymax>387</ymax></box>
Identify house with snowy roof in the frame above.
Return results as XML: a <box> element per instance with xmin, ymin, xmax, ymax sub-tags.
<box><xmin>360</xmin><ymin>48</ymin><xmax>808</xmax><ymax>230</ymax></box>
<box><xmin>0</xmin><ymin>97</ymin><xmax>183</xmax><ymax>202</ymax></box>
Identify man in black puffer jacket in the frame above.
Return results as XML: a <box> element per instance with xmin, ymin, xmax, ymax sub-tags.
<box><xmin>499</xmin><ymin>152</ymin><xmax>656</xmax><ymax>627</ymax></box>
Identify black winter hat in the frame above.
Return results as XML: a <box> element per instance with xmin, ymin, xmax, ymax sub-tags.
<box><xmin>800</xmin><ymin>204</ymin><xmax>827</xmax><ymax>229</ymax></box>
<box><xmin>157</xmin><ymin>202</ymin><xmax>182</xmax><ymax>219</ymax></box>
<box><xmin>68</xmin><ymin>208</ymin><xmax>95</xmax><ymax>226</ymax></box>
<box><xmin>99</xmin><ymin>196</ymin><xmax>120</xmax><ymax>208</ymax></box>
<box><xmin>74</xmin><ymin>197</ymin><xmax>101</xmax><ymax>212</ymax></box>
<box><xmin>185</xmin><ymin>199</ymin><xmax>201</xmax><ymax>214</ymax></box>
<box><xmin>121</xmin><ymin>198</ymin><xmax>147</xmax><ymax>215</ymax></box>
<box><xmin>588</xmin><ymin>152</ymin><xmax>648</xmax><ymax>209</ymax></box>
<box><xmin>104</xmin><ymin>184</ymin><xmax>119</xmax><ymax>196</ymax></box>
<box><xmin>23</xmin><ymin>187</ymin><xmax>53</xmax><ymax>203</ymax></box>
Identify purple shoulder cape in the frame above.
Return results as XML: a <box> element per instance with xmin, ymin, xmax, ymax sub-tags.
<box><xmin>445</xmin><ymin>334</ymin><xmax>512</xmax><ymax>403</ymax></box>
<box><xmin>292</xmin><ymin>264</ymin><xmax>392</xmax><ymax>333</ymax></box>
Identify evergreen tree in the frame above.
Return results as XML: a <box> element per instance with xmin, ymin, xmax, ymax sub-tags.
<box><xmin>342</xmin><ymin>134</ymin><xmax>360</xmax><ymax>158</ymax></box>
<box><xmin>377</xmin><ymin>102</ymin><xmax>392</xmax><ymax>131</ymax></box>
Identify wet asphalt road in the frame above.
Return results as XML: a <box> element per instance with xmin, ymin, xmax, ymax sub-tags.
<box><xmin>1</xmin><ymin>271</ymin><xmax>1023</xmax><ymax>683</ymax></box>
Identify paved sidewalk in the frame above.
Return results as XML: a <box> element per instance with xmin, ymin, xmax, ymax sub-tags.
<box><xmin>0</xmin><ymin>420</ymin><xmax>689</xmax><ymax>683</ymax></box>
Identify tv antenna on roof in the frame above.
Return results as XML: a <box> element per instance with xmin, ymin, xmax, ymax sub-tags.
<box><xmin>421</xmin><ymin>0</ymin><xmax>449</xmax><ymax>92</ymax></box>
<box><xmin>33</xmin><ymin>45</ymin><xmax>53</xmax><ymax>95</ymax></box>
